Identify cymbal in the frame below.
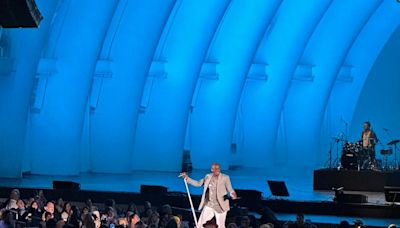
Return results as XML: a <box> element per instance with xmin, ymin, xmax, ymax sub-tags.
<box><xmin>388</xmin><ymin>139</ymin><xmax>400</xmax><ymax>146</ymax></box>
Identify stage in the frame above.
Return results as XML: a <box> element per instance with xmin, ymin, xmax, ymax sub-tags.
<box><xmin>313</xmin><ymin>168</ymin><xmax>400</xmax><ymax>192</ymax></box>
<box><xmin>1</xmin><ymin>169</ymin><xmax>400</xmax><ymax>227</ymax></box>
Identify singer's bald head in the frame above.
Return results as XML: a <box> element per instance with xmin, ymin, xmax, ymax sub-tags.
<box><xmin>211</xmin><ymin>163</ymin><xmax>221</xmax><ymax>176</ymax></box>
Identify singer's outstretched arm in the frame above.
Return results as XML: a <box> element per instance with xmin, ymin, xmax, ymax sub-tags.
<box><xmin>186</xmin><ymin>177</ymin><xmax>205</xmax><ymax>187</ymax></box>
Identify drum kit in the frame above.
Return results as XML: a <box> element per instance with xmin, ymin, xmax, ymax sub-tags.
<box><xmin>329</xmin><ymin>136</ymin><xmax>400</xmax><ymax>171</ymax></box>
<box><xmin>340</xmin><ymin>141</ymin><xmax>379</xmax><ymax>170</ymax></box>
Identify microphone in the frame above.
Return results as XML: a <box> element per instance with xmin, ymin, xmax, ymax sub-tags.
<box><xmin>332</xmin><ymin>187</ymin><xmax>344</xmax><ymax>191</ymax></box>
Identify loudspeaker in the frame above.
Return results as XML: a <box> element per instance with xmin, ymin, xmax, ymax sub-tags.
<box><xmin>334</xmin><ymin>193</ymin><xmax>368</xmax><ymax>203</ymax></box>
<box><xmin>0</xmin><ymin>0</ymin><xmax>43</xmax><ymax>28</ymax></box>
<box><xmin>235</xmin><ymin>189</ymin><xmax>262</xmax><ymax>201</ymax></box>
<box><xmin>140</xmin><ymin>185</ymin><xmax>168</xmax><ymax>195</ymax></box>
<box><xmin>384</xmin><ymin>186</ymin><xmax>400</xmax><ymax>202</ymax></box>
<box><xmin>267</xmin><ymin>180</ymin><xmax>289</xmax><ymax>197</ymax></box>
<box><xmin>52</xmin><ymin>180</ymin><xmax>80</xmax><ymax>191</ymax></box>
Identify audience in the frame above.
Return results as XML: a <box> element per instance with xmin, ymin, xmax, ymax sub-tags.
<box><xmin>0</xmin><ymin>189</ymin><xmax>397</xmax><ymax>228</ymax></box>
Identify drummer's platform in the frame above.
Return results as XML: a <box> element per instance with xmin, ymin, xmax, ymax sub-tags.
<box><xmin>314</xmin><ymin>168</ymin><xmax>400</xmax><ymax>192</ymax></box>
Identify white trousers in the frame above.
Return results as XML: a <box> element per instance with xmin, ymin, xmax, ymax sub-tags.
<box><xmin>197</xmin><ymin>206</ymin><xmax>227</xmax><ymax>228</ymax></box>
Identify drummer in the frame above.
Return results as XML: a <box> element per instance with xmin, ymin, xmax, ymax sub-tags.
<box><xmin>361</xmin><ymin>121</ymin><xmax>378</xmax><ymax>158</ymax></box>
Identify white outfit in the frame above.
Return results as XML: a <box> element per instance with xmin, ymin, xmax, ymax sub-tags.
<box><xmin>187</xmin><ymin>173</ymin><xmax>235</xmax><ymax>228</ymax></box>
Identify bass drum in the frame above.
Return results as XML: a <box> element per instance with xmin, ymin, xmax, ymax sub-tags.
<box><xmin>341</xmin><ymin>151</ymin><xmax>358</xmax><ymax>170</ymax></box>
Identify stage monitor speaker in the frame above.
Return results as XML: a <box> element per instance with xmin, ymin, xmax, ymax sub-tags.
<box><xmin>52</xmin><ymin>180</ymin><xmax>80</xmax><ymax>191</ymax></box>
<box><xmin>267</xmin><ymin>180</ymin><xmax>289</xmax><ymax>197</ymax></box>
<box><xmin>140</xmin><ymin>185</ymin><xmax>168</xmax><ymax>195</ymax></box>
<box><xmin>384</xmin><ymin>186</ymin><xmax>400</xmax><ymax>202</ymax></box>
<box><xmin>0</xmin><ymin>0</ymin><xmax>43</xmax><ymax>28</ymax></box>
<box><xmin>334</xmin><ymin>192</ymin><xmax>368</xmax><ymax>203</ymax></box>
<box><xmin>235</xmin><ymin>189</ymin><xmax>262</xmax><ymax>201</ymax></box>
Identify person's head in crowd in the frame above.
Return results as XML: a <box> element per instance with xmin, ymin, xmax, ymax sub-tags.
<box><xmin>45</xmin><ymin>201</ymin><xmax>55</xmax><ymax>214</ymax></box>
<box><xmin>127</xmin><ymin>203</ymin><xmax>138</xmax><ymax>215</ymax></box>
<box><xmin>128</xmin><ymin>213</ymin><xmax>140</xmax><ymax>227</ymax></box>
<box><xmin>339</xmin><ymin>220</ymin><xmax>350</xmax><ymax>228</ymax></box>
<box><xmin>353</xmin><ymin>219</ymin><xmax>363</xmax><ymax>228</ymax></box>
<box><xmin>10</xmin><ymin>189</ymin><xmax>20</xmax><ymax>200</ymax></box>
<box><xmin>61</xmin><ymin>211</ymin><xmax>69</xmax><ymax>222</ymax></box>
<box><xmin>63</xmin><ymin>202</ymin><xmax>72</xmax><ymax>214</ymax></box>
<box><xmin>144</xmin><ymin>201</ymin><xmax>152</xmax><ymax>211</ymax></box>
<box><xmin>36</xmin><ymin>190</ymin><xmax>47</xmax><ymax>208</ymax></box>
<box><xmin>388</xmin><ymin>224</ymin><xmax>397</xmax><ymax>228</ymax></box>
<box><xmin>27</xmin><ymin>197</ymin><xmax>35</xmax><ymax>206</ymax></box>
<box><xmin>295</xmin><ymin>213</ymin><xmax>305</xmax><ymax>226</ymax></box>
<box><xmin>86</xmin><ymin>199</ymin><xmax>93</xmax><ymax>211</ymax></box>
<box><xmin>227</xmin><ymin>223</ymin><xmax>238</xmax><ymax>228</ymax></box>
<box><xmin>16</xmin><ymin>199</ymin><xmax>25</xmax><ymax>209</ymax></box>
<box><xmin>240</xmin><ymin>216</ymin><xmax>251</xmax><ymax>228</ymax></box>
<box><xmin>259</xmin><ymin>223</ymin><xmax>274</xmax><ymax>228</ymax></box>
<box><xmin>30</xmin><ymin>200</ymin><xmax>39</xmax><ymax>210</ymax></box>
<box><xmin>29</xmin><ymin>200</ymin><xmax>42</xmax><ymax>218</ymax></box>
<box><xmin>82</xmin><ymin>206</ymin><xmax>90</xmax><ymax>216</ymax></box>
<box><xmin>43</xmin><ymin>203</ymin><xmax>55</xmax><ymax>222</ymax></box>
<box><xmin>106</xmin><ymin>207</ymin><xmax>115</xmax><ymax>218</ymax></box>
<box><xmin>56</xmin><ymin>198</ymin><xmax>64</xmax><ymax>213</ymax></box>
<box><xmin>161</xmin><ymin>204</ymin><xmax>172</xmax><ymax>216</ymax></box>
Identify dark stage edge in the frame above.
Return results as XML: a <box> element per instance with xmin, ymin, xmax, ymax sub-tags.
<box><xmin>1</xmin><ymin>186</ymin><xmax>400</xmax><ymax>220</ymax></box>
<box><xmin>313</xmin><ymin>168</ymin><xmax>400</xmax><ymax>192</ymax></box>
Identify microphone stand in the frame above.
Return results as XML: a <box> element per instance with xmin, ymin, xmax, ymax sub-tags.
<box><xmin>181</xmin><ymin>177</ymin><xmax>198</xmax><ymax>227</ymax></box>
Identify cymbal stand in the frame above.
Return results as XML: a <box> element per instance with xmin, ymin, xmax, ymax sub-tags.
<box><xmin>384</xmin><ymin>128</ymin><xmax>398</xmax><ymax>170</ymax></box>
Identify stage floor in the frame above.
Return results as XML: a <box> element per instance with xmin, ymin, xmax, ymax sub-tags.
<box><xmin>0</xmin><ymin>169</ymin><xmax>399</xmax><ymax>226</ymax></box>
<box><xmin>0</xmin><ymin>169</ymin><xmax>387</xmax><ymax>203</ymax></box>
